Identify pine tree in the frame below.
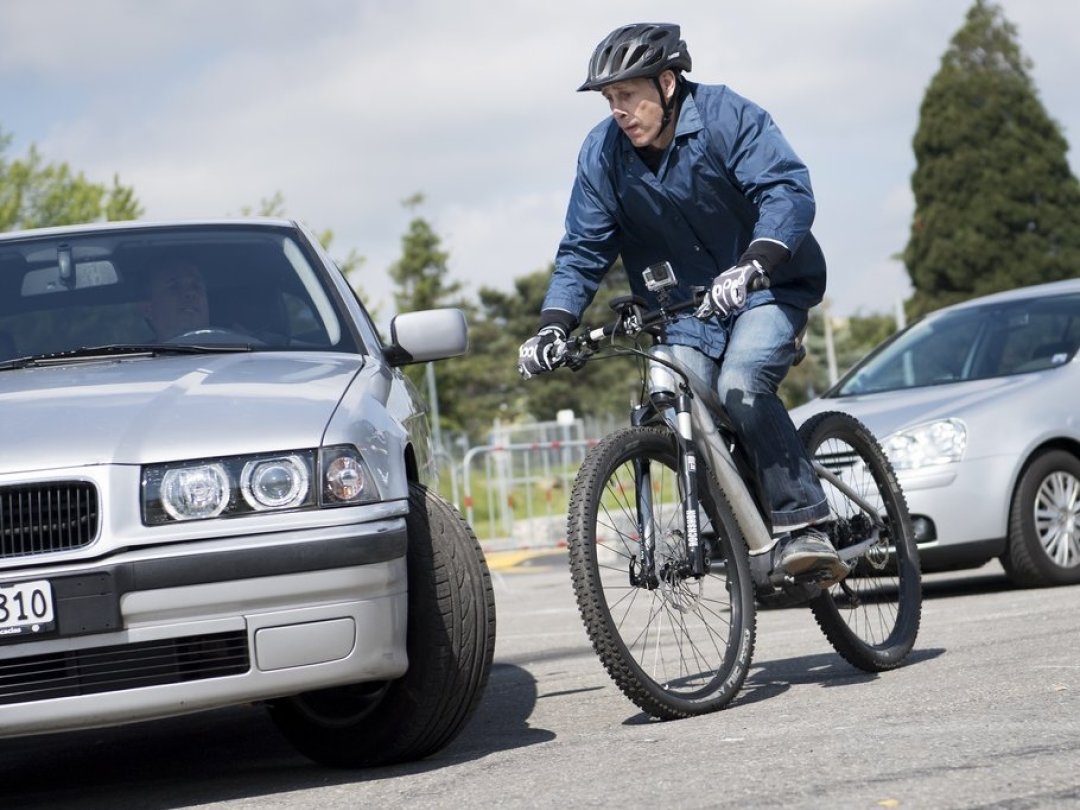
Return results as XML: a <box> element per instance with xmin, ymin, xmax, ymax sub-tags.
<box><xmin>386</xmin><ymin>194</ymin><xmax>471</xmax><ymax>442</ymax></box>
<box><xmin>388</xmin><ymin>193</ymin><xmax>462</xmax><ymax>315</ymax></box>
<box><xmin>904</xmin><ymin>0</ymin><xmax>1080</xmax><ymax>317</ymax></box>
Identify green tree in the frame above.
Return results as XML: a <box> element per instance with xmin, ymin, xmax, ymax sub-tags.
<box><xmin>473</xmin><ymin>263</ymin><xmax>635</xmax><ymax>434</ymax></box>
<box><xmin>385</xmin><ymin>194</ymin><xmax>475</xmax><ymax>441</ymax></box>
<box><xmin>904</xmin><ymin>0</ymin><xmax>1080</xmax><ymax>318</ymax></box>
<box><xmin>0</xmin><ymin>132</ymin><xmax>142</xmax><ymax>230</ymax></box>
<box><xmin>388</xmin><ymin>193</ymin><xmax>462</xmax><ymax>313</ymax></box>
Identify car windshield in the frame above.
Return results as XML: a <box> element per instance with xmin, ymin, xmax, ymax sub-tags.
<box><xmin>0</xmin><ymin>224</ymin><xmax>360</xmax><ymax>362</ymax></box>
<box><xmin>832</xmin><ymin>292</ymin><xmax>1080</xmax><ymax>397</ymax></box>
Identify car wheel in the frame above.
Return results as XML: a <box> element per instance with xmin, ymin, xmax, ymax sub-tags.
<box><xmin>1002</xmin><ymin>450</ymin><xmax>1080</xmax><ymax>587</ymax></box>
<box><xmin>266</xmin><ymin>483</ymin><xmax>496</xmax><ymax>767</ymax></box>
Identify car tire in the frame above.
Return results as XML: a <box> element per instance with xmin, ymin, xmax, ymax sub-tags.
<box><xmin>1002</xmin><ymin>450</ymin><xmax>1080</xmax><ymax>587</ymax></box>
<box><xmin>266</xmin><ymin>483</ymin><xmax>496</xmax><ymax>767</ymax></box>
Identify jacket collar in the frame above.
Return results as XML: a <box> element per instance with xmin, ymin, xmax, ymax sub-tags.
<box><xmin>673</xmin><ymin>81</ymin><xmax>703</xmax><ymax>139</ymax></box>
<box><xmin>616</xmin><ymin>81</ymin><xmax>701</xmax><ymax>179</ymax></box>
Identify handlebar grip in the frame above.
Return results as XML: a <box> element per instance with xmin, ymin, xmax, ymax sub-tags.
<box><xmin>748</xmin><ymin>272</ymin><xmax>771</xmax><ymax>293</ymax></box>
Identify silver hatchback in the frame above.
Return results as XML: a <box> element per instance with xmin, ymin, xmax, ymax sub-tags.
<box><xmin>0</xmin><ymin>219</ymin><xmax>494</xmax><ymax>767</ymax></box>
<box><xmin>792</xmin><ymin>279</ymin><xmax>1080</xmax><ymax>587</ymax></box>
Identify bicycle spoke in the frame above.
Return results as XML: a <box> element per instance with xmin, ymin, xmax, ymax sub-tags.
<box><xmin>800</xmin><ymin>412</ymin><xmax>920</xmax><ymax>673</ymax></box>
<box><xmin>569</xmin><ymin>427</ymin><xmax>756</xmax><ymax>716</ymax></box>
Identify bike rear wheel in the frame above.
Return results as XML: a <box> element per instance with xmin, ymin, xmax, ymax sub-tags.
<box><xmin>799</xmin><ymin>411</ymin><xmax>921</xmax><ymax>671</ymax></box>
<box><xmin>567</xmin><ymin>426</ymin><xmax>756</xmax><ymax>719</ymax></box>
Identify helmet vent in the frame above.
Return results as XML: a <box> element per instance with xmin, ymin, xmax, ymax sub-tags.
<box><xmin>578</xmin><ymin>22</ymin><xmax>691</xmax><ymax>92</ymax></box>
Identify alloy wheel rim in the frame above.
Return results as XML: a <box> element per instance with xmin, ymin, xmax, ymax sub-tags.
<box><xmin>1034</xmin><ymin>470</ymin><xmax>1080</xmax><ymax>569</ymax></box>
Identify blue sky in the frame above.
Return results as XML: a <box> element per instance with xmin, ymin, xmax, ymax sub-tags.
<box><xmin>2</xmin><ymin>0</ymin><xmax>1078</xmax><ymax>324</ymax></box>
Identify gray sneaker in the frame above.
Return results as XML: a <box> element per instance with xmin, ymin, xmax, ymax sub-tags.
<box><xmin>778</xmin><ymin>527</ymin><xmax>849</xmax><ymax>582</ymax></box>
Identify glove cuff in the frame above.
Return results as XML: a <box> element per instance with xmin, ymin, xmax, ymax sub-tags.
<box><xmin>738</xmin><ymin>239</ymin><xmax>790</xmax><ymax>276</ymax></box>
<box><xmin>539</xmin><ymin>309</ymin><xmax>576</xmax><ymax>335</ymax></box>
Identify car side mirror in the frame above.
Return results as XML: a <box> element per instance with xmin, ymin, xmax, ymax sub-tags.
<box><xmin>384</xmin><ymin>308</ymin><xmax>469</xmax><ymax>366</ymax></box>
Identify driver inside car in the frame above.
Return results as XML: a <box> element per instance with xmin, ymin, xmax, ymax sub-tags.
<box><xmin>140</xmin><ymin>257</ymin><xmax>210</xmax><ymax>340</ymax></box>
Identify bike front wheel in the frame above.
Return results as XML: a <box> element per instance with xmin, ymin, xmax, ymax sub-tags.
<box><xmin>567</xmin><ymin>426</ymin><xmax>756</xmax><ymax>719</ymax></box>
<box><xmin>799</xmin><ymin>411</ymin><xmax>922</xmax><ymax>671</ymax></box>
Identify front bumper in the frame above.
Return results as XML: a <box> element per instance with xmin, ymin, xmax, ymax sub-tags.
<box><xmin>897</xmin><ymin>453</ymin><xmax>1016</xmax><ymax>565</ymax></box>
<box><xmin>0</xmin><ymin>518</ymin><xmax>409</xmax><ymax>738</ymax></box>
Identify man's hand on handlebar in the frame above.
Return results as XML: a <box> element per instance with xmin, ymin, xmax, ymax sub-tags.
<box><xmin>695</xmin><ymin>259</ymin><xmax>770</xmax><ymax>320</ymax></box>
<box><xmin>517</xmin><ymin>325</ymin><xmax>569</xmax><ymax>380</ymax></box>
<box><xmin>519</xmin><ymin>286</ymin><xmax>709</xmax><ymax>379</ymax></box>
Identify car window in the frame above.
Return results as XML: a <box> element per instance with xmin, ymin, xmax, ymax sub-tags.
<box><xmin>835</xmin><ymin>292</ymin><xmax>1080</xmax><ymax>396</ymax></box>
<box><xmin>0</xmin><ymin>225</ymin><xmax>361</xmax><ymax>360</ymax></box>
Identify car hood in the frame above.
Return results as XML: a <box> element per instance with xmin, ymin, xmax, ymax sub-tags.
<box><xmin>0</xmin><ymin>352</ymin><xmax>367</xmax><ymax>473</ymax></box>
<box><xmin>789</xmin><ymin>374</ymin><xmax>1036</xmax><ymax>438</ymax></box>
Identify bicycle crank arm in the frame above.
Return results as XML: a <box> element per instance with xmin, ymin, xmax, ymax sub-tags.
<box><xmin>835</xmin><ymin>529</ymin><xmax>882</xmax><ymax>562</ymax></box>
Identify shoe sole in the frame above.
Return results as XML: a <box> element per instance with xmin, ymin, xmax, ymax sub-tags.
<box><xmin>781</xmin><ymin>552</ymin><xmax>849</xmax><ymax>581</ymax></box>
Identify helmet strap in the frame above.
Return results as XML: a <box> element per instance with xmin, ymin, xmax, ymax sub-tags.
<box><xmin>650</xmin><ymin>75</ymin><xmax>679</xmax><ymax>145</ymax></box>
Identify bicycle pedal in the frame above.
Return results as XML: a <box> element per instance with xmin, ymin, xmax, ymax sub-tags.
<box><xmin>811</xmin><ymin>568</ymin><xmax>851</xmax><ymax>590</ymax></box>
<box><xmin>788</xmin><ymin>561</ymin><xmax>850</xmax><ymax>590</ymax></box>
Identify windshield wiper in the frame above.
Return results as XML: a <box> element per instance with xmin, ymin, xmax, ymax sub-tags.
<box><xmin>0</xmin><ymin>343</ymin><xmax>253</xmax><ymax>371</ymax></box>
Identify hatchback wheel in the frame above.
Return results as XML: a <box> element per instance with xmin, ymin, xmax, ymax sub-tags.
<box><xmin>1002</xmin><ymin>450</ymin><xmax>1080</xmax><ymax>587</ymax></box>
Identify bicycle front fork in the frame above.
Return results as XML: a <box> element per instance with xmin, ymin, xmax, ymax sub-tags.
<box><xmin>631</xmin><ymin>390</ymin><xmax>706</xmax><ymax>588</ymax></box>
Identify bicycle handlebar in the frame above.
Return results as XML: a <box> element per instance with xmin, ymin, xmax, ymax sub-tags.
<box><xmin>563</xmin><ymin>272</ymin><xmax>770</xmax><ymax>369</ymax></box>
<box><xmin>580</xmin><ymin>295</ymin><xmax>699</xmax><ymax>343</ymax></box>
<box><xmin>563</xmin><ymin>294</ymin><xmax>699</xmax><ymax>370</ymax></box>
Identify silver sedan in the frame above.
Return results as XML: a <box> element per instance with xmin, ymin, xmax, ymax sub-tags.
<box><xmin>792</xmin><ymin>278</ymin><xmax>1080</xmax><ymax>587</ymax></box>
<box><xmin>0</xmin><ymin>219</ymin><xmax>494</xmax><ymax>767</ymax></box>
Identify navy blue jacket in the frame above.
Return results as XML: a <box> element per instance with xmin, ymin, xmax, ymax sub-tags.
<box><xmin>542</xmin><ymin>80</ymin><xmax>826</xmax><ymax>358</ymax></box>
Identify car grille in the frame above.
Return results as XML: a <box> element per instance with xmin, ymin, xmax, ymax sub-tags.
<box><xmin>0</xmin><ymin>482</ymin><xmax>99</xmax><ymax>560</ymax></box>
<box><xmin>0</xmin><ymin>631</ymin><xmax>250</xmax><ymax>705</ymax></box>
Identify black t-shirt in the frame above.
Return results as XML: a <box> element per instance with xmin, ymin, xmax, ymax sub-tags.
<box><xmin>636</xmin><ymin>146</ymin><xmax>664</xmax><ymax>174</ymax></box>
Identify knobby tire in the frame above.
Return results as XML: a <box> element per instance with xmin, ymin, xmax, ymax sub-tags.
<box><xmin>566</xmin><ymin>426</ymin><xmax>756</xmax><ymax>719</ymax></box>
<box><xmin>799</xmin><ymin>412</ymin><xmax>921</xmax><ymax>671</ymax></box>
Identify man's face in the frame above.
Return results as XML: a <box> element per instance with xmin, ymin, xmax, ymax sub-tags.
<box><xmin>143</xmin><ymin>263</ymin><xmax>209</xmax><ymax>339</ymax></box>
<box><xmin>601</xmin><ymin>74</ymin><xmax>674</xmax><ymax>149</ymax></box>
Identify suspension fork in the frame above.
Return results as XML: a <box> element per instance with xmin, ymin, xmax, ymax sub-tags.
<box><xmin>633</xmin><ymin>390</ymin><xmax>706</xmax><ymax>580</ymax></box>
<box><xmin>673</xmin><ymin>391</ymin><xmax>706</xmax><ymax>577</ymax></box>
<box><xmin>630</xmin><ymin>403</ymin><xmax>659</xmax><ymax>587</ymax></box>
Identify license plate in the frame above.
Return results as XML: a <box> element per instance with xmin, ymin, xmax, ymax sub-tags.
<box><xmin>0</xmin><ymin>580</ymin><xmax>55</xmax><ymax>638</ymax></box>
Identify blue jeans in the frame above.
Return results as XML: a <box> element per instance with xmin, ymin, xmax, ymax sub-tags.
<box><xmin>666</xmin><ymin>303</ymin><xmax>829</xmax><ymax>533</ymax></box>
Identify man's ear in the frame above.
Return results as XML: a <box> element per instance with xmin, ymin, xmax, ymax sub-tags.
<box><xmin>660</xmin><ymin>70</ymin><xmax>678</xmax><ymax>101</ymax></box>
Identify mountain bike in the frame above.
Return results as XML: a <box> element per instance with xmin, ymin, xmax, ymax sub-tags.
<box><xmin>559</xmin><ymin>262</ymin><xmax>921</xmax><ymax>720</ymax></box>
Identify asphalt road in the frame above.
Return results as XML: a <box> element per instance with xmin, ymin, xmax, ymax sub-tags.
<box><xmin>3</xmin><ymin>554</ymin><xmax>1079</xmax><ymax>810</ymax></box>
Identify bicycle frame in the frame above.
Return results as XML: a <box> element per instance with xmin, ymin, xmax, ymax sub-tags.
<box><xmin>644</xmin><ymin>344</ymin><xmax>774</xmax><ymax>554</ymax></box>
<box><xmin>637</xmin><ymin>344</ymin><xmax>886</xmax><ymax>583</ymax></box>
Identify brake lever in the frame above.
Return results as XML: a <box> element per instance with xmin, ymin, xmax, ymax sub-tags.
<box><xmin>562</xmin><ymin>333</ymin><xmax>594</xmax><ymax>372</ymax></box>
<box><xmin>565</xmin><ymin>352</ymin><xmax>588</xmax><ymax>372</ymax></box>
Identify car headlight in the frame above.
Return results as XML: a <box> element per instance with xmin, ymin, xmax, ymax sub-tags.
<box><xmin>241</xmin><ymin>455</ymin><xmax>310</xmax><ymax>510</ymax></box>
<box><xmin>160</xmin><ymin>464</ymin><xmax>231</xmax><ymax>521</ymax></box>
<box><xmin>882</xmin><ymin>419</ymin><xmax>967</xmax><ymax>471</ymax></box>
<box><xmin>143</xmin><ymin>445</ymin><xmax>379</xmax><ymax>524</ymax></box>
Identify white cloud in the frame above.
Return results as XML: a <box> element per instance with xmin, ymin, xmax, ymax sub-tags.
<box><xmin>2</xmin><ymin>0</ymin><xmax>1078</xmax><ymax>323</ymax></box>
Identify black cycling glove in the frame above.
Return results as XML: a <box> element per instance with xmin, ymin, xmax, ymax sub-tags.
<box><xmin>695</xmin><ymin>240</ymin><xmax>789</xmax><ymax>320</ymax></box>
<box><xmin>518</xmin><ymin>324</ymin><xmax>569</xmax><ymax>379</ymax></box>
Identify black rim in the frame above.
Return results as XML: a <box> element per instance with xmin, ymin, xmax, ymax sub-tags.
<box><xmin>587</xmin><ymin>442</ymin><xmax>743</xmax><ymax>701</ymax></box>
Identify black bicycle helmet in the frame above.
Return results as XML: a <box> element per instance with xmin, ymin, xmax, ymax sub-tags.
<box><xmin>578</xmin><ymin>23</ymin><xmax>691</xmax><ymax>92</ymax></box>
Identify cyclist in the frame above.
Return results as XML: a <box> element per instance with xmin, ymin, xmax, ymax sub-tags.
<box><xmin>517</xmin><ymin>22</ymin><xmax>846</xmax><ymax>582</ymax></box>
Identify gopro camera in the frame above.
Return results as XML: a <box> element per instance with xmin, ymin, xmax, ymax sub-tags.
<box><xmin>643</xmin><ymin>261</ymin><xmax>677</xmax><ymax>291</ymax></box>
